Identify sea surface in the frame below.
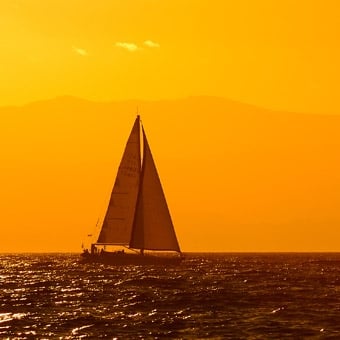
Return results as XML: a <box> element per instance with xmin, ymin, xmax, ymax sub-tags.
<box><xmin>0</xmin><ymin>253</ymin><xmax>339</xmax><ymax>339</ymax></box>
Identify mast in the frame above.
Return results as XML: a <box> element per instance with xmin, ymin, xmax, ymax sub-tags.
<box><xmin>130</xmin><ymin>120</ymin><xmax>146</xmax><ymax>253</ymax></box>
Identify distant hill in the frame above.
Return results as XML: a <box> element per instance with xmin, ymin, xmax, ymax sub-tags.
<box><xmin>1</xmin><ymin>96</ymin><xmax>339</xmax><ymax>252</ymax></box>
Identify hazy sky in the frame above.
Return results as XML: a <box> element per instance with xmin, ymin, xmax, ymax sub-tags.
<box><xmin>1</xmin><ymin>0</ymin><xmax>340</xmax><ymax>113</ymax></box>
<box><xmin>1</xmin><ymin>1</ymin><xmax>340</xmax><ymax>253</ymax></box>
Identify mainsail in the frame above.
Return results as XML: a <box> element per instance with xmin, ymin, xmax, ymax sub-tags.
<box><xmin>96</xmin><ymin>116</ymin><xmax>181</xmax><ymax>253</ymax></box>
<box><xmin>97</xmin><ymin>116</ymin><xmax>141</xmax><ymax>245</ymax></box>
<box><xmin>129</xmin><ymin>128</ymin><xmax>181</xmax><ymax>252</ymax></box>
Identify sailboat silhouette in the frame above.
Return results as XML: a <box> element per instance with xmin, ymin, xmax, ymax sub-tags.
<box><xmin>81</xmin><ymin>116</ymin><xmax>182</xmax><ymax>265</ymax></box>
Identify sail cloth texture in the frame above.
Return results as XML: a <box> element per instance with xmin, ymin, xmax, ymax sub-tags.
<box><xmin>130</xmin><ymin>129</ymin><xmax>181</xmax><ymax>252</ymax></box>
<box><xmin>97</xmin><ymin>117</ymin><xmax>141</xmax><ymax>244</ymax></box>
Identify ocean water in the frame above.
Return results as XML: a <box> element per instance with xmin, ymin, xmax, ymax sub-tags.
<box><xmin>0</xmin><ymin>253</ymin><xmax>339</xmax><ymax>339</ymax></box>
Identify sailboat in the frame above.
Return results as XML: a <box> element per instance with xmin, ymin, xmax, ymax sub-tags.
<box><xmin>81</xmin><ymin>115</ymin><xmax>182</xmax><ymax>265</ymax></box>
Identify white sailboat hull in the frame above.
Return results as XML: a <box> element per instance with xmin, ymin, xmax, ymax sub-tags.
<box><xmin>80</xmin><ymin>251</ymin><xmax>183</xmax><ymax>265</ymax></box>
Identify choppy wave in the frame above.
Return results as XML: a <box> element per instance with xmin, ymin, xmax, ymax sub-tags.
<box><xmin>0</xmin><ymin>253</ymin><xmax>339</xmax><ymax>338</ymax></box>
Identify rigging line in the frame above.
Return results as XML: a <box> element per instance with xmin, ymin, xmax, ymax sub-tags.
<box><xmin>127</xmin><ymin>246</ymin><xmax>140</xmax><ymax>254</ymax></box>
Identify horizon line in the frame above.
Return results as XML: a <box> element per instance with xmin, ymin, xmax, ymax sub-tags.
<box><xmin>1</xmin><ymin>251</ymin><xmax>340</xmax><ymax>254</ymax></box>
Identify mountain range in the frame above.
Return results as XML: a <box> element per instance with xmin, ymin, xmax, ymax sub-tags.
<box><xmin>1</xmin><ymin>96</ymin><xmax>339</xmax><ymax>252</ymax></box>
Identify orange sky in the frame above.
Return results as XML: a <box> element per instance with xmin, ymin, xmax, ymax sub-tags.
<box><xmin>1</xmin><ymin>1</ymin><xmax>340</xmax><ymax>253</ymax></box>
<box><xmin>1</xmin><ymin>0</ymin><xmax>340</xmax><ymax>113</ymax></box>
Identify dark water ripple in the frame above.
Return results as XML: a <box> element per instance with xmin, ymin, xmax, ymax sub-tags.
<box><xmin>0</xmin><ymin>253</ymin><xmax>340</xmax><ymax>339</ymax></box>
